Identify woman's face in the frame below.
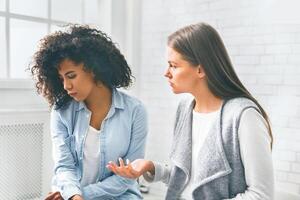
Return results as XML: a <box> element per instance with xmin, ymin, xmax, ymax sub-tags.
<box><xmin>58</xmin><ymin>59</ymin><xmax>96</xmax><ymax>102</ymax></box>
<box><xmin>165</xmin><ymin>47</ymin><xmax>204</xmax><ymax>94</ymax></box>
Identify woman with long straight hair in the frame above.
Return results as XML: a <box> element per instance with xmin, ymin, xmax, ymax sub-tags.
<box><xmin>107</xmin><ymin>22</ymin><xmax>274</xmax><ymax>199</ymax></box>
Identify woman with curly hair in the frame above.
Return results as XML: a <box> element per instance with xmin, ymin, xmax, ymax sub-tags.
<box><xmin>30</xmin><ymin>25</ymin><xmax>147</xmax><ymax>200</ymax></box>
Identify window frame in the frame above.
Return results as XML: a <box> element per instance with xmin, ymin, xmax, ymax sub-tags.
<box><xmin>0</xmin><ymin>0</ymin><xmax>100</xmax><ymax>89</ymax></box>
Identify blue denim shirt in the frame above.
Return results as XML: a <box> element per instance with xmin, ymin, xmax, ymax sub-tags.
<box><xmin>51</xmin><ymin>89</ymin><xmax>148</xmax><ymax>200</ymax></box>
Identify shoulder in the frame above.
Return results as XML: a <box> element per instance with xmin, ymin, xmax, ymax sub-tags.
<box><xmin>220</xmin><ymin>97</ymin><xmax>264</xmax><ymax>132</ymax></box>
<box><xmin>239</xmin><ymin>108</ymin><xmax>268</xmax><ymax>133</ymax></box>
<box><xmin>51</xmin><ymin>99</ymin><xmax>79</xmax><ymax>119</ymax></box>
<box><xmin>223</xmin><ymin>97</ymin><xmax>257</xmax><ymax>111</ymax></box>
<box><xmin>239</xmin><ymin>108</ymin><xmax>272</xmax><ymax>152</ymax></box>
<box><xmin>116</xmin><ymin>89</ymin><xmax>147</xmax><ymax>116</ymax></box>
<box><xmin>223</xmin><ymin>97</ymin><xmax>259</xmax><ymax>118</ymax></box>
<box><xmin>118</xmin><ymin>90</ymin><xmax>144</xmax><ymax>107</ymax></box>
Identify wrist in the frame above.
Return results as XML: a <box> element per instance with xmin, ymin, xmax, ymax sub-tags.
<box><xmin>146</xmin><ymin>160</ymin><xmax>155</xmax><ymax>175</ymax></box>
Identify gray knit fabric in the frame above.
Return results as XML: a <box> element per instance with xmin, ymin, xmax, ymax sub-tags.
<box><xmin>165</xmin><ymin>97</ymin><xmax>259</xmax><ymax>200</ymax></box>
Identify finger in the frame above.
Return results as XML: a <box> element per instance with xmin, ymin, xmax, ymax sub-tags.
<box><xmin>107</xmin><ymin>160</ymin><xmax>133</xmax><ymax>178</ymax></box>
<box><xmin>53</xmin><ymin>193</ymin><xmax>63</xmax><ymax>200</ymax></box>
<box><xmin>109</xmin><ymin>161</ymin><xmax>119</xmax><ymax>168</ymax></box>
<box><xmin>119</xmin><ymin>157</ymin><xmax>125</xmax><ymax>167</ymax></box>
<box><xmin>107</xmin><ymin>164</ymin><xmax>117</xmax><ymax>174</ymax></box>
<box><xmin>118</xmin><ymin>160</ymin><xmax>138</xmax><ymax>179</ymax></box>
<box><xmin>106</xmin><ymin>162</ymin><xmax>118</xmax><ymax>174</ymax></box>
<box><xmin>53</xmin><ymin>195</ymin><xmax>59</xmax><ymax>200</ymax></box>
<box><xmin>45</xmin><ymin>191</ymin><xmax>59</xmax><ymax>200</ymax></box>
<box><xmin>115</xmin><ymin>162</ymin><xmax>131</xmax><ymax>177</ymax></box>
<box><xmin>106</xmin><ymin>164</ymin><xmax>116</xmax><ymax>173</ymax></box>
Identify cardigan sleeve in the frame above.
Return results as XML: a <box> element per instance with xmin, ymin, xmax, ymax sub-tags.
<box><xmin>228</xmin><ymin>108</ymin><xmax>274</xmax><ymax>200</ymax></box>
<box><xmin>143</xmin><ymin>162</ymin><xmax>172</xmax><ymax>184</ymax></box>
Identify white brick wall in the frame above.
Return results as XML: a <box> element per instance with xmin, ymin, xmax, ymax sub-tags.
<box><xmin>137</xmin><ymin>0</ymin><xmax>300</xmax><ymax>195</ymax></box>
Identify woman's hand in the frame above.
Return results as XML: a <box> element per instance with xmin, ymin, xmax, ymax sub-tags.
<box><xmin>106</xmin><ymin>158</ymin><xmax>154</xmax><ymax>179</ymax></box>
<box><xmin>70</xmin><ymin>194</ymin><xmax>84</xmax><ymax>200</ymax></box>
<box><xmin>44</xmin><ymin>191</ymin><xmax>63</xmax><ymax>200</ymax></box>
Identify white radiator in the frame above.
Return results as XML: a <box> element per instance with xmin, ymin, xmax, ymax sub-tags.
<box><xmin>0</xmin><ymin>110</ymin><xmax>52</xmax><ymax>200</ymax></box>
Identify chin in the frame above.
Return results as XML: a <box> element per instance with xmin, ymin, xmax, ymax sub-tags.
<box><xmin>171</xmin><ymin>89</ymin><xmax>182</xmax><ymax>94</ymax></box>
<box><xmin>72</xmin><ymin>96</ymin><xmax>83</xmax><ymax>102</ymax></box>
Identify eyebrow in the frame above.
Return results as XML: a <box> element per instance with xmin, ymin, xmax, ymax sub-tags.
<box><xmin>168</xmin><ymin>61</ymin><xmax>179</xmax><ymax>65</ymax></box>
<box><xmin>59</xmin><ymin>71</ymin><xmax>75</xmax><ymax>77</ymax></box>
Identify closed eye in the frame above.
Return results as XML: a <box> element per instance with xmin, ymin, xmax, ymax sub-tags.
<box><xmin>169</xmin><ymin>63</ymin><xmax>177</xmax><ymax>69</ymax></box>
<box><xmin>66</xmin><ymin>73</ymin><xmax>76</xmax><ymax>79</ymax></box>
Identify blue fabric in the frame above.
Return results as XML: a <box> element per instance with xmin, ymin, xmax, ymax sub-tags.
<box><xmin>50</xmin><ymin>89</ymin><xmax>147</xmax><ymax>200</ymax></box>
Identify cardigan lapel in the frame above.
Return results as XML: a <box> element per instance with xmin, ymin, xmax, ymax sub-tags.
<box><xmin>170</xmin><ymin>99</ymin><xmax>194</xmax><ymax>178</ymax></box>
<box><xmin>168</xmin><ymin>98</ymin><xmax>232</xmax><ymax>197</ymax></box>
<box><xmin>192</xmin><ymin>100</ymin><xmax>232</xmax><ymax>190</ymax></box>
<box><xmin>168</xmin><ymin>99</ymin><xmax>194</xmax><ymax>197</ymax></box>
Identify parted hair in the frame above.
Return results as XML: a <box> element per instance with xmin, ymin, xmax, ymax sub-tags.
<box><xmin>168</xmin><ymin>22</ymin><xmax>273</xmax><ymax>148</ymax></box>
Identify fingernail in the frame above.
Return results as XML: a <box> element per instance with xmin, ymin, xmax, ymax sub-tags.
<box><xmin>126</xmin><ymin>159</ymin><xmax>130</xmax><ymax>165</ymax></box>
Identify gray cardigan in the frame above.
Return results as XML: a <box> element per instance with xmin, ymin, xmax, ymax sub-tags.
<box><xmin>149</xmin><ymin>97</ymin><xmax>260</xmax><ymax>200</ymax></box>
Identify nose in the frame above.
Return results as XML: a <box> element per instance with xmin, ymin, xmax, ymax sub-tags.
<box><xmin>63</xmin><ymin>79</ymin><xmax>72</xmax><ymax>91</ymax></box>
<box><xmin>164</xmin><ymin>67</ymin><xmax>172</xmax><ymax>78</ymax></box>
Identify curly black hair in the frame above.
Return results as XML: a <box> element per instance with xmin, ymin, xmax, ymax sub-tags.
<box><xmin>30</xmin><ymin>24</ymin><xmax>133</xmax><ymax>109</ymax></box>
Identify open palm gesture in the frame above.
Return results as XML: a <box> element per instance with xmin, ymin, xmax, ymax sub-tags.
<box><xmin>106</xmin><ymin>158</ymin><xmax>154</xmax><ymax>179</ymax></box>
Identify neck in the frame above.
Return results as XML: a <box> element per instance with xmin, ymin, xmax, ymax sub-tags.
<box><xmin>191</xmin><ymin>83</ymin><xmax>222</xmax><ymax>113</ymax></box>
<box><xmin>84</xmin><ymin>84</ymin><xmax>112</xmax><ymax>113</ymax></box>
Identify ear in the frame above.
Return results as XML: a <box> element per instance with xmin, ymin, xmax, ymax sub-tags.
<box><xmin>197</xmin><ymin>65</ymin><xmax>206</xmax><ymax>78</ymax></box>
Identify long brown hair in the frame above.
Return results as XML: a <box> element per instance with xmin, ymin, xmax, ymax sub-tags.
<box><xmin>168</xmin><ymin>22</ymin><xmax>273</xmax><ymax>148</ymax></box>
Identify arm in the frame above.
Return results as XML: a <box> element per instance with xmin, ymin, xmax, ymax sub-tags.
<box><xmin>107</xmin><ymin>159</ymin><xmax>172</xmax><ymax>185</ymax></box>
<box><xmin>82</xmin><ymin>103</ymin><xmax>148</xmax><ymax>199</ymax></box>
<box><xmin>50</xmin><ymin>109</ymin><xmax>82</xmax><ymax>200</ymax></box>
<box><xmin>107</xmin><ymin>100</ymin><xmax>186</xmax><ymax>185</ymax></box>
<box><xmin>228</xmin><ymin>108</ymin><xmax>274</xmax><ymax>200</ymax></box>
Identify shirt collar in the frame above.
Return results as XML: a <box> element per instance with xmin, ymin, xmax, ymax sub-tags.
<box><xmin>76</xmin><ymin>88</ymin><xmax>124</xmax><ymax>112</ymax></box>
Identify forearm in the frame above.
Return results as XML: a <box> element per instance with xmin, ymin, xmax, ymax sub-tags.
<box><xmin>53</xmin><ymin>169</ymin><xmax>82</xmax><ymax>199</ymax></box>
<box><xmin>82</xmin><ymin>174</ymin><xmax>136</xmax><ymax>199</ymax></box>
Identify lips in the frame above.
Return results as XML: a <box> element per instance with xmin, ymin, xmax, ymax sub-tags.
<box><xmin>68</xmin><ymin>92</ymin><xmax>77</xmax><ymax>96</ymax></box>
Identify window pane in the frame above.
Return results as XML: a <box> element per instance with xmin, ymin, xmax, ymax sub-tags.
<box><xmin>10</xmin><ymin>19</ymin><xmax>47</xmax><ymax>78</ymax></box>
<box><xmin>84</xmin><ymin>0</ymin><xmax>99</xmax><ymax>25</ymax></box>
<box><xmin>10</xmin><ymin>0</ymin><xmax>47</xmax><ymax>18</ymax></box>
<box><xmin>0</xmin><ymin>17</ymin><xmax>6</xmax><ymax>78</ymax></box>
<box><xmin>52</xmin><ymin>0</ymin><xmax>82</xmax><ymax>23</ymax></box>
<box><xmin>50</xmin><ymin>23</ymin><xmax>68</xmax><ymax>33</ymax></box>
<box><xmin>0</xmin><ymin>0</ymin><xmax>5</xmax><ymax>11</ymax></box>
